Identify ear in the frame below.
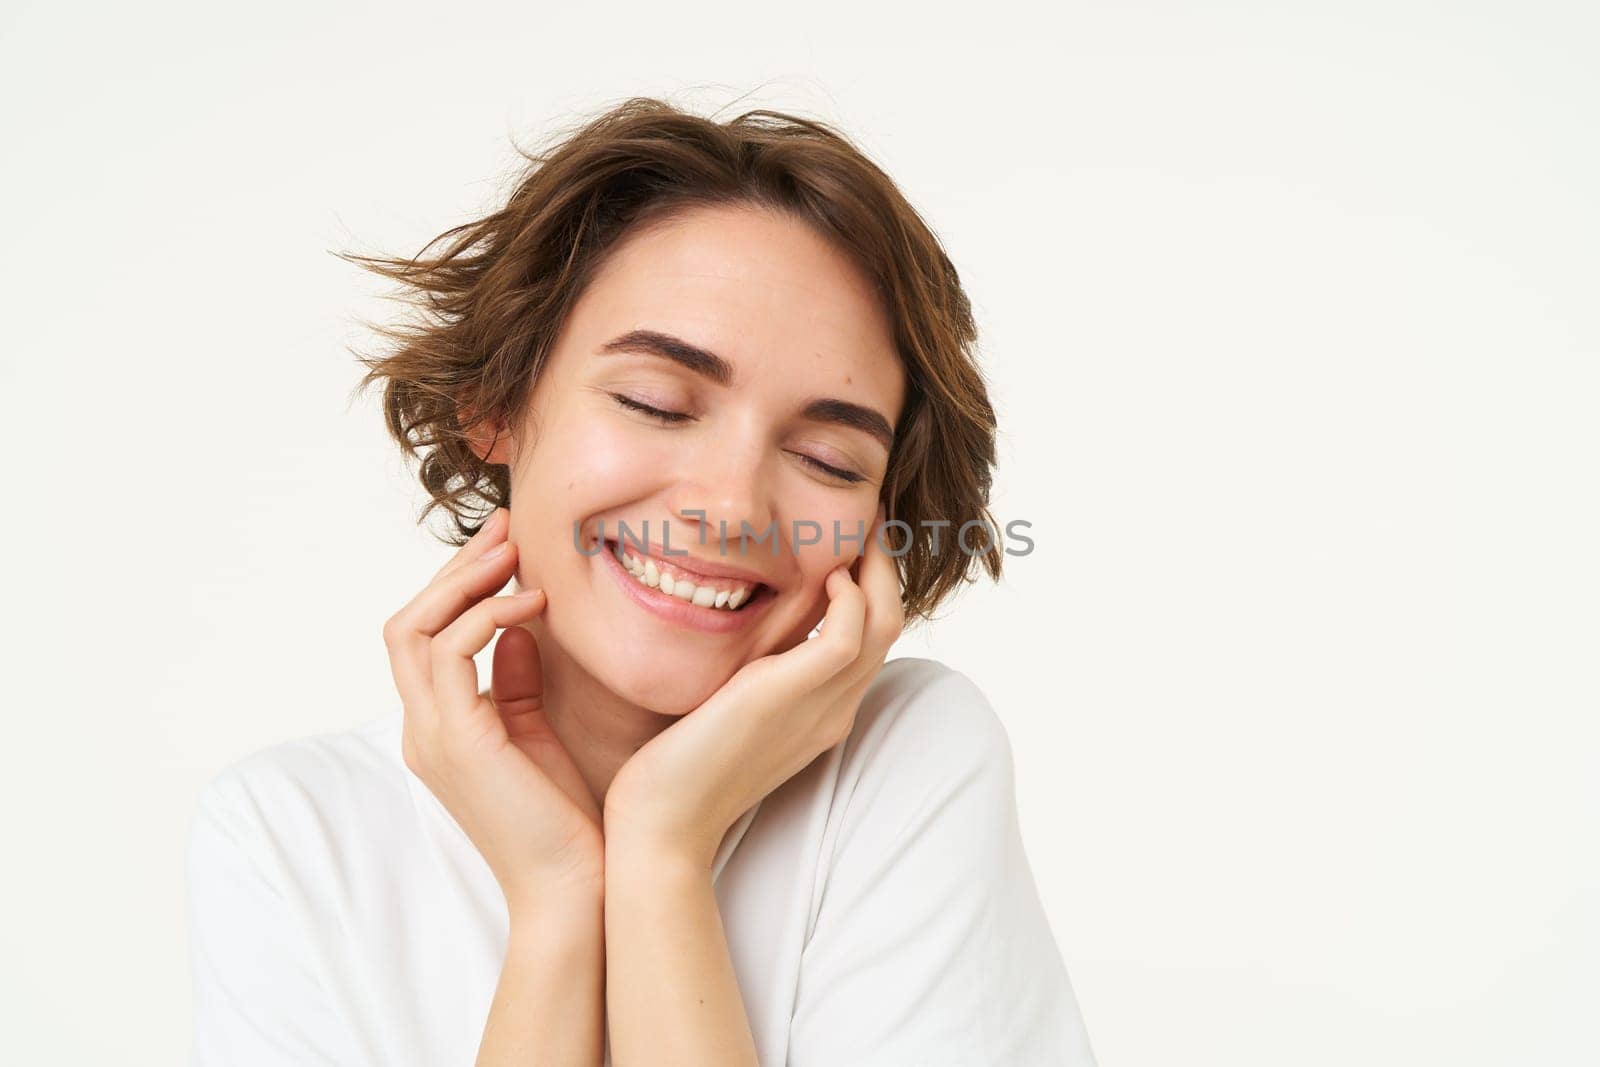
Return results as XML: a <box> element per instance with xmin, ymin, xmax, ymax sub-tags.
<box><xmin>461</xmin><ymin>405</ymin><xmax>512</xmax><ymax>466</ymax></box>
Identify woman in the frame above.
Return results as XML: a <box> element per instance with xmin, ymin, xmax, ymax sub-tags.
<box><xmin>187</xmin><ymin>97</ymin><xmax>1097</xmax><ymax>1066</ymax></box>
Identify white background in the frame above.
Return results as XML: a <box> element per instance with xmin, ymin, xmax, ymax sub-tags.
<box><xmin>3</xmin><ymin>2</ymin><xmax>1596</xmax><ymax>1063</ymax></box>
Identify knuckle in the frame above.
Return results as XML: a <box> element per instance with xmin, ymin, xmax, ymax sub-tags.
<box><xmin>439</xmin><ymin>594</ymin><xmax>497</xmax><ymax>646</ymax></box>
<box><xmin>830</xmin><ymin>629</ymin><xmax>863</xmax><ymax>667</ymax></box>
<box><xmin>430</xmin><ymin>621</ymin><xmax>469</xmax><ymax>668</ymax></box>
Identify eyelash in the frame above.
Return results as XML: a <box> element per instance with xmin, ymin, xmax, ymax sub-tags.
<box><xmin>611</xmin><ymin>392</ymin><xmax>693</xmax><ymax>424</ymax></box>
<box><xmin>608</xmin><ymin>392</ymin><xmax>867</xmax><ymax>485</ymax></box>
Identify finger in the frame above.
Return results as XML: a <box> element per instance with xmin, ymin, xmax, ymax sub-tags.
<box><xmin>855</xmin><ymin>506</ymin><xmax>905</xmax><ymax>665</ymax></box>
<box><xmin>491</xmin><ymin>624</ymin><xmax>601</xmax><ymax>826</ymax></box>
<box><xmin>384</xmin><ymin>536</ymin><xmax>522</xmax><ymax>733</ymax></box>
<box><xmin>431</xmin><ymin>506</ymin><xmax>510</xmax><ymax>584</ymax></box>
<box><xmin>767</xmin><ymin>565</ymin><xmax>866</xmax><ymax>689</ymax></box>
<box><xmin>490</xmin><ymin>616</ymin><xmax>547</xmax><ymax>735</ymax></box>
<box><xmin>431</xmin><ymin>589</ymin><xmax>549</xmax><ymax>741</ymax></box>
<box><xmin>818</xmin><ymin>504</ymin><xmax>883</xmax><ymax>633</ymax></box>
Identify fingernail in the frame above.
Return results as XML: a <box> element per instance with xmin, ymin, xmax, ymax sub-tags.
<box><xmin>483</xmin><ymin>542</ymin><xmax>510</xmax><ymax>560</ymax></box>
<box><xmin>514</xmin><ymin>585</ymin><xmax>542</xmax><ymax>597</ymax></box>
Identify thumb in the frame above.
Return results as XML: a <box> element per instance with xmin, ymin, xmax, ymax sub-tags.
<box><xmin>490</xmin><ymin>598</ymin><xmax>546</xmax><ymax>731</ymax></box>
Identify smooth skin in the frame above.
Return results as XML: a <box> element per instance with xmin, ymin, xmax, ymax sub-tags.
<box><xmin>385</xmin><ymin>504</ymin><xmax>903</xmax><ymax>1066</ymax></box>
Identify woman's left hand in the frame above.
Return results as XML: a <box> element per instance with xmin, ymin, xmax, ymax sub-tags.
<box><xmin>602</xmin><ymin>505</ymin><xmax>906</xmax><ymax>869</ymax></box>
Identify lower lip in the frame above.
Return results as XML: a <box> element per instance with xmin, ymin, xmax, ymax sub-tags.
<box><xmin>596</xmin><ymin>539</ymin><xmax>775</xmax><ymax>634</ymax></box>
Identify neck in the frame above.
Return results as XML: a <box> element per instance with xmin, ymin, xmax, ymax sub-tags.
<box><xmin>521</xmin><ymin>616</ymin><xmax>674</xmax><ymax>816</ymax></box>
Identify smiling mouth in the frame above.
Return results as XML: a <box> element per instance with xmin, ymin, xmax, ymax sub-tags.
<box><xmin>602</xmin><ymin>538</ymin><xmax>771</xmax><ymax>612</ymax></box>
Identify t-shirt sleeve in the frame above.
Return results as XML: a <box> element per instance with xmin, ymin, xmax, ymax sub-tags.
<box><xmin>186</xmin><ymin>765</ymin><xmax>364</xmax><ymax>1066</ymax></box>
<box><xmin>787</xmin><ymin>662</ymin><xmax>1097</xmax><ymax>1067</ymax></box>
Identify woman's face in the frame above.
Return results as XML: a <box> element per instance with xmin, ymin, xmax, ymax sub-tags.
<box><xmin>493</xmin><ymin>203</ymin><xmax>906</xmax><ymax>715</ymax></box>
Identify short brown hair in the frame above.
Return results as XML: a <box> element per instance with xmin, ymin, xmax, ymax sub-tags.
<box><xmin>339</xmin><ymin>95</ymin><xmax>1003</xmax><ymax>623</ymax></box>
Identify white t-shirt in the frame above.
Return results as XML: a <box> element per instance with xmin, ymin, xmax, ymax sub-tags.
<box><xmin>187</xmin><ymin>656</ymin><xmax>1097</xmax><ymax>1066</ymax></box>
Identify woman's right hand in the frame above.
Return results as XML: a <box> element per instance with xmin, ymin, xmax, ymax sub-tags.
<box><xmin>381</xmin><ymin>506</ymin><xmax>605</xmax><ymax>908</ymax></box>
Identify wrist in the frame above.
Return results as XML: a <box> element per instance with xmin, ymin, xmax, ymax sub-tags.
<box><xmin>604</xmin><ymin>830</ymin><xmax>714</xmax><ymax>887</ymax></box>
<box><xmin>505</xmin><ymin>884</ymin><xmax>604</xmax><ymax>939</ymax></box>
<box><xmin>495</xmin><ymin>847</ymin><xmax>606</xmax><ymax>912</ymax></box>
<box><xmin>604</xmin><ymin>790</ymin><xmax>727</xmax><ymax>875</ymax></box>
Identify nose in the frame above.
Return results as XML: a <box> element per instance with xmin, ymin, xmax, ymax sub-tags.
<box><xmin>665</xmin><ymin>432</ymin><xmax>776</xmax><ymax>558</ymax></box>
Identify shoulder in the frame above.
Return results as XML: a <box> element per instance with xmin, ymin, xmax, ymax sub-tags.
<box><xmin>817</xmin><ymin>657</ymin><xmax>1018</xmax><ymax>852</ymax></box>
<box><xmin>839</xmin><ymin>656</ymin><xmax>1014</xmax><ymax>786</ymax></box>
<box><xmin>193</xmin><ymin>712</ymin><xmax>404</xmax><ymax>818</ymax></box>
<box><xmin>788</xmin><ymin>658</ymin><xmax>1095</xmax><ymax>1066</ymax></box>
<box><xmin>188</xmin><ymin>712</ymin><xmax>408</xmax><ymax>872</ymax></box>
<box><xmin>187</xmin><ymin>720</ymin><xmax>401</xmax><ymax>1064</ymax></box>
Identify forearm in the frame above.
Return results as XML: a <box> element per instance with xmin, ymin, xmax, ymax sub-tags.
<box><xmin>476</xmin><ymin>894</ymin><xmax>606</xmax><ymax>1067</ymax></box>
<box><xmin>603</xmin><ymin>840</ymin><xmax>758</xmax><ymax>1067</ymax></box>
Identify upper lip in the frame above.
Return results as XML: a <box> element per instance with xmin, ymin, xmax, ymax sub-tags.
<box><xmin>603</xmin><ymin>534</ymin><xmax>775</xmax><ymax>588</ymax></box>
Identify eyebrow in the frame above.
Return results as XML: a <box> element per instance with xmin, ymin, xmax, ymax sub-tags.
<box><xmin>598</xmin><ymin>328</ymin><xmax>897</xmax><ymax>450</ymax></box>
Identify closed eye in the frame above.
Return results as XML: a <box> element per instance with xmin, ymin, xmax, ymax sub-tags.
<box><xmin>610</xmin><ymin>393</ymin><xmax>693</xmax><ymax>424</ymax></box>
<box><xmin>611</xmin><ymin>392</ymin><xmax>864</xmax><ymax>483</ymax></box>
<box><xmin>791</xmin><ymin>452</ymin><xmax>867</xmax><ymax>484</ymax></box>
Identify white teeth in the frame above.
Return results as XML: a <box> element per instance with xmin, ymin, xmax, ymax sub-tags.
<box><xmin>609</xmin><ymin>542</ymin><xmax>759</xmax><ymax>611</ymax></box>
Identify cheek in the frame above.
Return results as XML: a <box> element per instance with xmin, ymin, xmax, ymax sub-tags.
<box><xmin>792</xmin><ymin>543</ymin><xmax>842</xmax><ymax>588</ymax></box>
<box><xmin>786</xmin><ymin>500</ymin><xmax>876</xmax><ymax>601</ymax></box>
<box><xmin>517</xmin><ymin>415</ymin><xmax>659</xmax><ymax>508</ymax></box>
<box><xmin>509</xmin><ymin>416</ymin><xmax>662</xmax><ymax>583</ymax></box>
<box><xmin>787</xmin><ymin>496</ymin><xmax>876</xmax><ymax>562</ymax></box>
